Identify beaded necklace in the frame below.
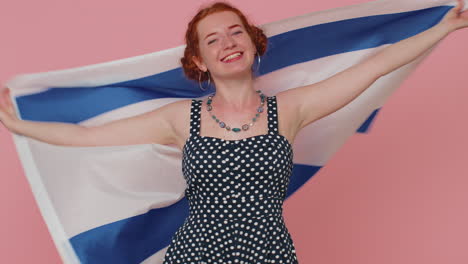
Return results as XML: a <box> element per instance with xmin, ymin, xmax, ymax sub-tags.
<box><xmin>206</xmin><ymin>90</ymin><xmax>265</xmax><ymax>133</ymax></box>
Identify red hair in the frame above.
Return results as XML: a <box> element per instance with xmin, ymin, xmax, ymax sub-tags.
<box><xmin>180</xmin><ymin>1</ymin><xmax>268</xmax><ymax>82</ymax></box>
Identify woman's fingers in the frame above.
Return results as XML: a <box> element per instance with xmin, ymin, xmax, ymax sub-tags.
<box><xmin>4</xmin><ymin>89</ymin><xmax>14</xmax><ymax>111</ymax></box>
<box><xmin>0</xmin><ymin>93</ymin><xmax>10</xmax><ymax>127</ymax></box>
<box><xmin>0</xmin><ymin>88</ymin><xmax>7</xmax><ymax>108</ymax></box>
<box><xmin>455</xmin><ymin>0</ymin><xmax>463</xmax><ymax>12</ymax></box>
<box><xmin>0</xmin><ymin>87</ymin><xmax>17</xmax><ymax>121</ymax></box>
<box><xmin>0</xmin><ymin>87</ymin><xmax>10</xmax><ymax>110</ymax></box>
<box><xmin>440</xmin><ymin>0</ymin><xmax>468</xmax><ymax>31</ymax></box>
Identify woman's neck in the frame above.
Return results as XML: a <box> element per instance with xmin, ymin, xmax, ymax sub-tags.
<box><xmin>210</xmin><ymin>76</ymin><xmax>259</xmax><ymax>111</ymax></box>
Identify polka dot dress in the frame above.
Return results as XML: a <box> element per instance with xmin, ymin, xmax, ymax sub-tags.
<box><xmin>163</xmin><ymin>96</ymin><xmax>299</xmax><ymax>264</ymax></box>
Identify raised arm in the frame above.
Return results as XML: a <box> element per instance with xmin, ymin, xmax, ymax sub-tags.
<box><xmin>282</xmin><ymin>0</ymin><xmax>468</xmax><ymax>131</ymax></box>
<box><xmin>0</xmin><ymin>86</ymin><xmax>180</xmax><ymax>147</ymax></box>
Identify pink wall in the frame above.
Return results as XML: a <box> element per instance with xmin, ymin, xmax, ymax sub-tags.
<box><xmin>1</xmin><ymin>0</ymin><xmax>467</xmax><ymax>263</ymax></box>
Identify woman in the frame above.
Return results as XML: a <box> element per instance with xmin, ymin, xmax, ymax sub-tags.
<box><xmin>1</xmin><ymin>1</ymin><xmax>467</xmax><ymax>263</ymax></box>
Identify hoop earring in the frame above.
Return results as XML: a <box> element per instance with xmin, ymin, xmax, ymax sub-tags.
<box><xmin>253</xmin><ymin>52</ymin><xmax>261</xmax><ymax>74</ymax></box>
<box><xmin>198</xmin><ymin>71</ymin><xmax>210</xmax><ymax>91</ymax></box>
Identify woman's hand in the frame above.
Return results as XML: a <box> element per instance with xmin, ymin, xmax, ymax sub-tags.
<box><xmin>0</xmin><ymin>86</ymin><xmax>19</xmax><ymax>131</ymax></box>
<box><xmin>440</xmin><ymin>0</ymin><xmax>468</xmax><ymax>33</ymax></box>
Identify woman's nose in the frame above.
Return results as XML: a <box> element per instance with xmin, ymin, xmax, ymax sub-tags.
<box><xmin>223</xmin><ymin>35</ymin><xmax>236</xmax><ymax>49</ymax></box>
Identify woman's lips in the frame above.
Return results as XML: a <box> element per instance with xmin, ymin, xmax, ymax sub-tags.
<box><xmin>221</xmin><ymin>52</ymin><xmax>243</xmax><ymax>63</ymax></box>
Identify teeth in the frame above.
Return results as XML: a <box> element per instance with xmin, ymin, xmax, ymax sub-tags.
<box><xmin>223</xmin><ymin>52</ymin><xmax>242</xmax><ymax>62</ymax></box>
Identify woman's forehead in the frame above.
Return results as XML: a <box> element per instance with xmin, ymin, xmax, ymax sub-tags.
<box><xmin>197</xmin><ymin>11</ymin><xmax>244</xmax><ymax>37</ymax></box>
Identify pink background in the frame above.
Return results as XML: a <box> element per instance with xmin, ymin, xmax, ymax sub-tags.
<box><xmin>1</xmin><ymin>0</ymin><xmax>468</xmax><ymax>263</ymax></box>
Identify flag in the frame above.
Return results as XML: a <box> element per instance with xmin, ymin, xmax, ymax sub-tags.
<box><xmin>5</xmin><ymin>0</ymin><xmax>463</xmax><ymax>263</ymax></box>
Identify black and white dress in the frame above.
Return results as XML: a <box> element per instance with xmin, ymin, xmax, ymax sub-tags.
<box><xmin>163</xmin><ymin>96</ymin><xmax>299</xmax><ymax>263</ymax></box>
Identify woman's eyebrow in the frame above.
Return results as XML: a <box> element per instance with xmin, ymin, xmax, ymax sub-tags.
<box><xmin>204</xmin><ymin>24</ymin><xmax>242</xmax><ymax>40</ymax></box>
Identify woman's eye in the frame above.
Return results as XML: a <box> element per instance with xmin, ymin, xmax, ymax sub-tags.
<box><xmin>233</xmin><ymin>31</ymin><xmax>242</xmax><ymax>35</ymax></box>
<box><xmin>208</xmin><ymin>39</ymin><xmax>217</xmax><ymax>45</ymax></box>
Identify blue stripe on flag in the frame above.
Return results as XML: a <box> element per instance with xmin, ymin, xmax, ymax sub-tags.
<box><xmin>70</xmin><ymin>198</ymin><xmax>190</xmax><ymax>264</ymax></box>
<box><xmin>357</xmin><ymin>108</ymin><xmax>381</xmax><ymax>133</ymax></box>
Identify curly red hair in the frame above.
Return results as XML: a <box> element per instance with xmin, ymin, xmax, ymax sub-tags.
<box><xmin>180</xmin><ymin>1</ymin><xmax>268</xmax><ymax>82</ymax></box>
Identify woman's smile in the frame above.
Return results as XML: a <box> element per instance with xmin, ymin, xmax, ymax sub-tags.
<box><xmin>221</xmin><ymin>51</ymin><xmax>243</xmax><ymax>63</ymax></box>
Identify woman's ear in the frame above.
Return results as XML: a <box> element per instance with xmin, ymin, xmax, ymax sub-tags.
<box><xmin>192</xmin><ymin>55</ymin><xmax>207</xmax><ymax>72</ymax></box>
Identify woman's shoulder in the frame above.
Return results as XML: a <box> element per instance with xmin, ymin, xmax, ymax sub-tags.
<box><xmin>163</xmin><ymin>98</ymin><xmax>193</xmax><ymax>118</ymax></box>
<box><xmin>164</xmin><ymin>98</ymin><xmax>199</xmax><ymax>147</ymax></box>
<box><xmin>166</xmin><ymin>97</ymin><xmax>204</xmax><ymax>111</ymax></box>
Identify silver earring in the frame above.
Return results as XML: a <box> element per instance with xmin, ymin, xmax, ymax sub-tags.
<box><xmin>254</xmin><ymin>52</ymin><xmax>261</xmax><ymax>74</ymax></box>
<box><xmin>198</xmin><ymin>71</ymin><xmax>210</xmax><ymax>91</ymax></box>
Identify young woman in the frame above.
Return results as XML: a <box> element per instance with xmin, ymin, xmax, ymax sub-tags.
<box><xmin>1</xmin><ymin>1</ymin><xmax>467</xmax><ymax>263</ymax></box>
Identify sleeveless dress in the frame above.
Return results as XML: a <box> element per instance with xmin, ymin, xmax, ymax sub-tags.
<box><xmin>163</xmin><ymin>96</ymin><xmax>299</xmax><ymax>264</ymax></box>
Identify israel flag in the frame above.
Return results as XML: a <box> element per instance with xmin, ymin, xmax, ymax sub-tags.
<box><xmin>5</xmin><ymin>0</ymin><xmax>463</xmax><ymax>263</ymax></box>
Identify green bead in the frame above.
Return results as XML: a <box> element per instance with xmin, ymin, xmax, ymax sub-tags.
<box><xmin>215</xmin><ymin>119</ymin><xmax>219</xmax><ymax>122</ymax></box>
<box><xmin>252</xmin><ymin>118</ymin><xmax>256</xmax><ymax>121</ymax></box>
<box><xmin>207</xmin><ymin>99</ymin><xmax>212</xmax><ymax>104</ymax></box>
<box><xmin>212</xmin><ymin>115</ymin><xmax>216</xmax><ymax>119</ymax></box>
<box><xmin>232</xmin><ymin>128</ymin><xmax>241</xmax><ymax>132</ymax></box>
<box><xmin>256</xmin><ymin>113</ymin><xmax>260</xmax><ymax>117</ymax></box>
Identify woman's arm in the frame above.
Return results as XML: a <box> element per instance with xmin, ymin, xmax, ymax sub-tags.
<box><xmin>281</xmin><ymin>0</ymin><xmax>467</xmax><ymax>131</ymax></box>
<box><xmin>0</xmin><ymin>86</ymin><xmax>178</xmax><ymax>147</ymax></box>
<box><xmin>0</xmin><ymin>87</ymin><xmax>88</xmax><ymax>146</ymax></box>
<box><xmin>369</xmin><ymin>7</ymin><xmax>461</xmax><ymax>77</ymax></box>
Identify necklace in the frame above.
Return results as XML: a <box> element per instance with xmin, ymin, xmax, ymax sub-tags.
<box><xmin>206</xmin><ymin>90</ymin><xmax>265</xmax><ymax>133</ymax></box>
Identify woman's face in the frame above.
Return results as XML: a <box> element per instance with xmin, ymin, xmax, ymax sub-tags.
<box><xmin>193</xmin><ymin>11</ymin><xmax>257</xmax><ymax>81</ymax></box>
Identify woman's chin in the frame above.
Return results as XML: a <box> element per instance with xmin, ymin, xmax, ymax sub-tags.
<box><xmin>216</xmin><ymin>66</ymin><xmax>253</xmax><ymax>80</ymax></box>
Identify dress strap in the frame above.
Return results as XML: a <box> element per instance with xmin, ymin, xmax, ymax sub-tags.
<box><xmin>267</xmin><ymin>96</ymin><xmax>279</xmax><ymax>134</ymax></box>
<box><xmin>189</xmin><ymin>99</ymin><xmax>202</xmax><ymax>137</ymax></box>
